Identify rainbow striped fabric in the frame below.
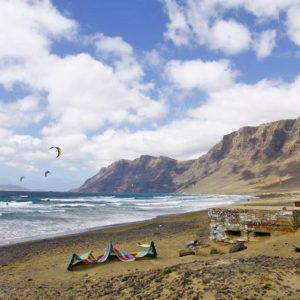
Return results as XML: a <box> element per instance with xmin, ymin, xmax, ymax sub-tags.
<box><xmin>67</xmin><ymin>241</ymin><xmax>157</xmax><ymax>270</ymax></box>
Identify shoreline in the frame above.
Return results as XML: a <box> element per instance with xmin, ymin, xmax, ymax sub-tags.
<box><xmin>0</xmin><ymin>208</ymin><xmax>210</xmax><ymax>249</ymax></box>
<box><xmin>1</xmin><ymin>193</ymin><xmax>300</xmax><ymax>299</ymax></box>
<box><xmin>0</xmin><ymin>192</ymin><xmax>293</xmax><ymax>261</ymax></box>
<box><xmin>0</xmin><ymin>208</ymin><xmax>209</xmax><ymax>265</ymax></box>
<box><xmin>0</xmin><ymin>193</ymin><xmax>252</xmax><ymax>248</ymax></box>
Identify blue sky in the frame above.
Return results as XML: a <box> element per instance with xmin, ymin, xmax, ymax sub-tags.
<box><xmin>1</xmin><ymin>0</ymin><xmax>300</xmax><ymax>191</ymax></box>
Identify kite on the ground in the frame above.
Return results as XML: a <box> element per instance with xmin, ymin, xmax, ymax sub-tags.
<box><xmin>67</xmin><ymin>241</ymin><xmax>157</xmax><ymax>271</ymax></box>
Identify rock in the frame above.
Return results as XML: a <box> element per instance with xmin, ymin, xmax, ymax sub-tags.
<box><xmin>262</xmin><ymin>284</ymin><xmax>272</xmax><ymax>290</ymax></box>
<box><xmin>293</xmin><ymin>244</ymin><xmax>300</xmax><ymax>252</ymax></box>
<box><xmin>179</xmin><ymin>249</ymin><xmax>195</xmax><ymax>257</ymax></box>
<box><xmin>184</xmin><ymin>270</ymin><xmax>193</xmax><ymax>276</ymax></box>
<box><xmin>229</xmin><ymin>241</ymin><xmax>247</xmax><ymax>253</ymax></box>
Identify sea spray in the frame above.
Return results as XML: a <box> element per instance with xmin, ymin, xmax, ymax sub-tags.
<box><xmin>0</xmin><ymin>191</ymin><xmax>252</xmax><ymax>245</ymax></box>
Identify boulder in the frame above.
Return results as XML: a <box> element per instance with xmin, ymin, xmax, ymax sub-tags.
<box><xmin>229</xmin><ymin>241</ymin><xmax>247</xmax><ymax>253</ymax></box>
<box><xmin>179</xmin><ymin>249</ymin><xmax>195</xmax><ymax>257</ymax></box>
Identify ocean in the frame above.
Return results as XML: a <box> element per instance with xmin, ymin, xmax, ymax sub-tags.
<box><xmin>0</xmin><ymin>191</ymin><xmax>251</xmax><ymax>245</ymax></box>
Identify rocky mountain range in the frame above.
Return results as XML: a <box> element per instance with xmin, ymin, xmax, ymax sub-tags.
<box><xmin>73</xmin><ymin>117</ymin><xmax>300</xmax><ymax>193</ymax></box>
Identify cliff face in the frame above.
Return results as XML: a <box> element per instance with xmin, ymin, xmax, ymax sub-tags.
<box><xmin>74</xmin><ymin>117</ymin><xmax>300</xmax><ymax>193</ymax></box>
<box><xmin>73</xmin><ymin>155</ymin><xmax>194</xmax><ymax>193</ymax></box>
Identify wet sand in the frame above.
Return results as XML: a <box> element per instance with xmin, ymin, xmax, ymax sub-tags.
<box><xmin>1</xmin><ymin>195</ymin><xmax>300</xmax><ymax>299</ymax></box>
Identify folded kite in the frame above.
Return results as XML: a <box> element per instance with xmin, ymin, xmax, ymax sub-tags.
<box><xmin>67</xmin><ymin>241</ymin><xmax>157</xmax><ymax>270</ymax></box>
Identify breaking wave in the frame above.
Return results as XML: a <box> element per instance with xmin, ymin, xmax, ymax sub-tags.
<box><xmin>0</xmin><ymin>191</ymin><xmax>252</xmax><ymax>245</ymax></box>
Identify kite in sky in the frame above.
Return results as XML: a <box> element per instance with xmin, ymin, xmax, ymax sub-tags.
<box><xmin>49</xmin><ymin>146</ymin><xmax>61</xmax><ymax>158</ymax></box>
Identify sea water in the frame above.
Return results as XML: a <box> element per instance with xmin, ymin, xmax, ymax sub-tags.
<box><xmin>0</xmin><ymin>191</ymin><xmax>251</xmax><ymax>245</ymax></box>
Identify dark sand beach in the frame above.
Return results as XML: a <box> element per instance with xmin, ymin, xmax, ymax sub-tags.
<box><xmin>1</xmin><ymin>195</ymin><xmax>300</xmax><ymax>299</ymax></box>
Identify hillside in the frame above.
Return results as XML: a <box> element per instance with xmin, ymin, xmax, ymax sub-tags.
<box><xmin>0</xmin><ymin>184</ymin><xmax>30</xmax><ymax>192</ymax></box>
<box><xmin>73</xmin><ymin>156</ymin><xmax>194</xmax><ymax>193</ymax></box>
<box><xmin>74</xmin><ymin>117</ymin><xmax>300</xmax><ymax>193</ymax></box>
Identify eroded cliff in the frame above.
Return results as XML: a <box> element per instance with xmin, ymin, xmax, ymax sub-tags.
<box><xmin>74</xmin><ymin>117</ymin><xmax>300</xmax><ymax>193</ymax></box>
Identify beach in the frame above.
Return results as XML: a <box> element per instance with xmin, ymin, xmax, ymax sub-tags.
<box><xmin>1</xmin><ymin>195</ymin><xmax>300</xmax><ymax>299</ymax></box>
<box><xmin>2</xmin><ymin>1</ymin><xmax>300</xmax><ymax>299</ymax></box>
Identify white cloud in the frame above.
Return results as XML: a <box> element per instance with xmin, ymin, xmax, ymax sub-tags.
<box><xmin>0</xmin><ymin>0</ymin><xmax>76</xmax><ymax>60</ymax></box>
<box><xmin>241</xmin><ymin>0</ymin><xmax>299</xmax><ymax>18</ymax></box>
<box><xmin>165</xmin><ymin>59</ymin><xmax>237</xmax><ymax>92</ymax></box>
<box><xmin>286</xmin><ymin>5</ymin><xmax>300</xmax><ymax>46</ymax></box>
<box><xmin>254</xmin><ymin>30</ymin><xmax>277</xmax><ymax>58</ymax></box>
<box><xmin>211</xmin><ymin>0</ymin><xmax>297</xmax><ymax>19</ymax></box>
<box><xmin>5</xmin><ymin>65</ymin><xmax>300</xmax><ymax>180</ymax></box>
<box><xmin>0</xmin><ymin>1</ymin><xmax>167</xmax><ymax>136</ymax></box>
<box><xmin>163</xmin><ymin>0</ymin><xmax>251</xmax><ymax>54</ymax></box>
<box><xmin>143</xmin><ymin>50</ymin><xmax>165</xmax><ymax>68</ymax></box>
<box><xmin>188</xmin><ymin>78</ymin><xmax>300</xmax><ymax>128</ymax></box>
<box><xmin>84</xmin><ymin>76</ymin><xmax>300</xmax><ymax>166</ymax></box>
<box><xmin>0</xmin><ymin>127</ymin><xmax>44</xmax><ymax>170</ymax></box>
<box><xmin>87</xmin><ymin>121</ymin><xmax>227</xmax><ymax>165</ymax></box>
<box><xmin>86</xmin><ymin>33</ymin><xmax>145</xmax><ymax>85</ymax></box>
<box><xmin>0</xmin><ymin>95</ymin><xmax>44</xmax><ymax>128</ymax></box>
<box><xmin>162</xmin><ymin>0</ymin><xmax>300</xmax><ymax>55</ymax></box>
<box><xmin>2</xmin><ymin>0</ymin><xmax>300</xmax><ymax>192</ymax></box>
<box><xmin>163</xmin><ymin>0</ymin><xmax>190</xmax><ymax>45</ymax></box>
<box><xmin>0</xmin><ymin>0</ymin><xmax>167</xmax><ymax>180</ymax></box>
<box><xmin>4</xmin><ymin>53</ymin><xmax>166</xmax><ymax>135</ymax></box>
<box><xmin>209</xmin><ymin>19</ymin><xmax>251</xmax><ymax>54</ymax></box>
<box><xmin>92</xmin><ymin>34</ymin><xmax>133</xmax><ymax>57</ymax></box>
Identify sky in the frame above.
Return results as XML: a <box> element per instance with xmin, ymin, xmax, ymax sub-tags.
<box><xmin>1</xmin><ymin>0</ymin><xmax>300</xmax><ymax>191</ymax></box>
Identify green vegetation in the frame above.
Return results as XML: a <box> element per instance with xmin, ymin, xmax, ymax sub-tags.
<box><xmin>160</xmin><ymin>267</ymin><xmax>177</xmax><ymax>276</ymax></box>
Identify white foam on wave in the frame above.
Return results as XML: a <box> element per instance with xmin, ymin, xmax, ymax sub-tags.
<box><xmin>0</xmin><ymin>193</ymin><xmax>252</xmax><ymax>246</ymax></box>
<box><xmin>154</xmin><ymin>194</ymin><xmax>202</xmax><ymax>200</ymax></box>
<box><xmin>17</xmin><ymin>208</ymin><xmax>67</xmax><ymax>215</ymax></box>
<box><xmin>33</xmin><ymin>210</ymin><xmax>55</xmax><ymax>214</ymax></box>
<box><xmin>40</xmin><ymin>196</ymin><xmax>114</xmax><ymax>203</ymax></box>
<box><xmin>0</xmin><ymin>201</ymin><xmax>33</xmax><ymax>208</ymax></box>
<box><xmin>140</xmin><ymin>206</ymin><xmax>182</xmax><ymax>210</ymax></box>
<box><xmin>105</xmin><ymin>197</ymin><xmax>136</xmax><ymax>203</ymax></box>
<box><xmin>152</xmin><ymin>195</ymin><xmax>173</xmax><ymax>199</ymax></box>
<box><xmin>41</xmin><ymin>197</ymin><xmax>87</xmax><ymax>202</ymax></box>
<box><xmin>52</xmin><ymin>203</ymin><xmax>95</xmax><ymax>208</ymax></box>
